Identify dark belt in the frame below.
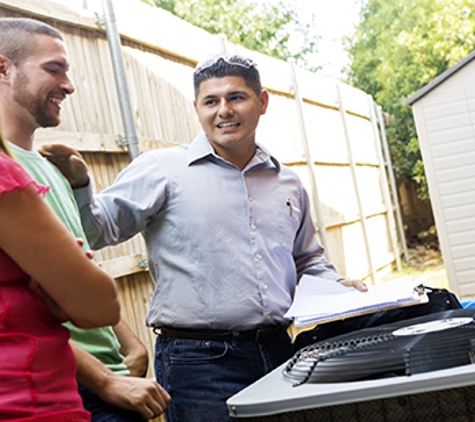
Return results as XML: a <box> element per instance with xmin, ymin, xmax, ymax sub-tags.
<box><xmin>154</xmin><ymin>325</ymin><xmax>285</xmax><ymax>344</ymax></box>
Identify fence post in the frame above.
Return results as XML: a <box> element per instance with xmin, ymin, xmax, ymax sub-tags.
<box><xmin>376</xmin><ymin>105</ymin><xmax>409</xmax><ymax>263</ymax></box>
<box><xmin>288</xmin><ymin>58</ymin><xmax>329</xmax><ymax>255</ymax></box>
<box><xmin>217</xmin><ymin>33</ymin><xmax>228</xmax><ymax>53</ymax></box>
<box><xmin>336</xmin><ymin>85</ymin><xmax>376</xmax><ymax>283</ymax></box>
<box><xmin>368</xmin><ymin>96</ymin><xmax>403</xmax><ymax>272</ymax></box>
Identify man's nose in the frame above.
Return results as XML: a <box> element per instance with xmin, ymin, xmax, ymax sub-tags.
<box><xmin>60</xmin><ymin>75</ymin><xmax>75</xmax><ymax>95</ymax></box>
<box><xmin>218</xmin><ymin>99</ymin><xmax>233</xmax><ymax>117</ymax></box>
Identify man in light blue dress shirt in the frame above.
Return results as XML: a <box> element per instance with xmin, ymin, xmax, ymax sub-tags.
<box><xmin>43</xmin><ymin>53</ymin><xmax>366</xmax><ymax>422</ymax></box>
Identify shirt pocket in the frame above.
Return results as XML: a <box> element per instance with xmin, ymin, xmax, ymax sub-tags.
<box><xmin>275</xmin><ymin>194</ymin><xmax>301</xmax><ymax>251</ymax></box>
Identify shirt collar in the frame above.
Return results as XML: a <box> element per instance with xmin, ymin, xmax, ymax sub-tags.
<box><xmin>187</xmin><ymin>131</ymin><xmax>281</xmax><ymax>172</ymax></box>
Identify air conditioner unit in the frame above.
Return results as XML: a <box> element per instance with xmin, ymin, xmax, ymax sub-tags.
<box><xmin>227</xmin><ymin>309</ymin><xmax>475</xmax><ymax>421</ymax></box>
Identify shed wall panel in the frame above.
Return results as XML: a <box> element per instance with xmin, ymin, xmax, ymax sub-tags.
<box><xmin>431</xmin><ymin>139</ymin><xmax>475</xmax><ymax>159</ymax></box>
<box><xmin>411</xmin><ymin>59</ymin><xmax>475</xmax><ymax>298</ymax></box>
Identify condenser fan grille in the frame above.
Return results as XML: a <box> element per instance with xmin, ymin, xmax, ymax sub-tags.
<box><xmin>284</xmin><ymin>309</ymin><xmax>475</xmax><ymax>385</ymax></box>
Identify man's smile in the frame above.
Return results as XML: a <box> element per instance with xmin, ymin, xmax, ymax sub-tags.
<box><xmin>217</xmin><ymin>122</ymin><xmax>240</xmax><ymax>128</ymax></box>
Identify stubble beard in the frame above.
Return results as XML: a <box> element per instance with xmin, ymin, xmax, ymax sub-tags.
<box><xmin>12</xmin><ymin>68</ymin><xmax>61</xmax><ymax>128</ymax></box>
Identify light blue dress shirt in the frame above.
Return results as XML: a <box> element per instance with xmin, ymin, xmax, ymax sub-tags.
<box><xmin>75</xmin><ymin>132</ymin><xmax>343</xmax><ymax>330</ymax></box>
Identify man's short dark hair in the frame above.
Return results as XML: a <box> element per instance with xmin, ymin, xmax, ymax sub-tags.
<box><xmin>193</xmin><ymin>53</ymin><xmax>262</xmax><ymax>98</ymax></box>
<box><xmin>0</xmin><ymin>18</ymin><xmax>63</xmax><ymax>66</ymax></box>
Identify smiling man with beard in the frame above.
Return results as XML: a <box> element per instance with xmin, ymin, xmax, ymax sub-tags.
<box><xmin>3</xmin><ymin>30</ymin><xmax>69</xmax><ymax>131</ymax></box>
<box><xmin>0</xmin><ymin>17</ymin><xmax>170</xmax><ymax>421</ymax></box>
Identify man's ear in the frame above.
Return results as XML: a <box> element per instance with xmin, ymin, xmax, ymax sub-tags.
<box><xmin>0</xmin><ymin>55</ymin><xmax>11</xmax><ymax>81</ymax></box>
<box><xmin>259</xmin><ymin>89</ymin><xmax>269</xmax><ymax>116</ymax></box>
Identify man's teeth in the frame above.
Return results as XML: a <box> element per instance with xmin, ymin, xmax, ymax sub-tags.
<box><xmin>218</xmin><ymin>122</ymin><xmax>239</xmax><ymax>128</ymax></box>
<box><xmin>49</xmin><ymin>98</ymin><xmax>62</xmax><ymax>104</ymax></box>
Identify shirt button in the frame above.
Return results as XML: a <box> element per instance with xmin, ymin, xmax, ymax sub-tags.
<box><xmin>257</xmin><ymin>254</ymin><xmax>262</xmax><ymax>260</ymax></box>
<box><xmin>267</xmin><ymin>315</ymin><xmax>272</xmax><ymax>320</ymax></box>
<box><xmin>251</xmin><ymin>224</ymin><xmax>256</xmax><ymax>230</ymax></box>
<box><xmin>263</xmin><ymin>284</ymin><xmax>268</xmax><ymax>290</ymax></box>
<box><xmin>248</xmin><ymin>196</ymin><xmax>253</xmax><ymax>202</ymax></box>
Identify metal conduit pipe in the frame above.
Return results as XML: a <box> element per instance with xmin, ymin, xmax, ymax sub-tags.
<box><xmin>100</xmin><ymin>0</ymin><xmax>140</xmax><ymax>161</ymax></box>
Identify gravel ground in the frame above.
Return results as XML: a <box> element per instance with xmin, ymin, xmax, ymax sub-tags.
<box><xmin>381</xmin><ymin>225</ymin><xmax>449</xmax><ymax>290</ymax></box>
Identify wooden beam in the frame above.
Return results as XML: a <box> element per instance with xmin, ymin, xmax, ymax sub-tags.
<box><xmin>100</xmin><ymin>254</ymin><xmax>149</xmax><ymax>279</ymax></box>
<box><xmin>34</xmin><ymin>130</ymin><xmax>182</xmax><ymax>153</ymax></box>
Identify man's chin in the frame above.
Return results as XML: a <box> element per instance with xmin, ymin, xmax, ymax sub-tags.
<box><xmin>37</xmin><ymin>117</ymin><xmax>61</xmax><ymax>128</ymax></box>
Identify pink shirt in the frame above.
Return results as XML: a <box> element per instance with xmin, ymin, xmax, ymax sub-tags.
<box><xmin>0</xmin><ymin>152</ymin><xmax>90</xmax><ymax>421</ymax></box>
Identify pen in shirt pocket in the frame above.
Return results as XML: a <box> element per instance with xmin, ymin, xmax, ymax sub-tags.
<box><xmin>286</xmin><ymin>198</ymin><xmax>293</xmax><ymax>216</ymax></box>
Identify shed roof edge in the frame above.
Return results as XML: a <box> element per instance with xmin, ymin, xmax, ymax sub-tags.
<box><xmin>405</xmin><ymin>49</ymin><xmax>475</xmax><ymax>106</ymax></box>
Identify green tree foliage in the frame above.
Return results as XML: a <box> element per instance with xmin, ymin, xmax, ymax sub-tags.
<box><xmin>346</xmin><ymin>0</ymin><xmax>475</xmax><ymax>200</ymax></box>
<box><xmin>141</xmin><ymin>0</ymin><xmax>317</xmax><ymax>68</ymax></box>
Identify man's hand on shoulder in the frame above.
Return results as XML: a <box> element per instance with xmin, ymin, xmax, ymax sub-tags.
<box><xmin>337</xmin><ymin>278</ymin><xmax>368</xmax><ymax>292</ymax></box>
<box><xmin>38</xmin><ymin>143</ymin><xmax>90</xmax><ymax>188</ymax></box>
<box><xmin>99</xmin><ymin>374</ymin><xmax>171</xmax><ymax>420</ymax></box>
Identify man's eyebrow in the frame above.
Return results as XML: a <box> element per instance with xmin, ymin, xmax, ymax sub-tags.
<box><xmin>226</xmin><ymin>90</ymin><xmax>248</xmax><ymax>96</ymax></box>
<box><xmin>42</xmin><ymin>60</ymin><xmax>70</xmax><ymax>70</ymax></box>
<box><xmin>202</xmin><ymin>90</ymin><xmax>248</xmax><ymax>99</ymax></box>
<box><xmin>201</xmin><ymin>94</ymin><xmax>218</xmax><ymax>101</ymax></box>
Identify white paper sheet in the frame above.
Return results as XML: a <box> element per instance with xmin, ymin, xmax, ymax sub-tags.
<box><xmin>285</xmin><ymin>275</ymin><xmax>425</xmax><ymax>327</ymax></box>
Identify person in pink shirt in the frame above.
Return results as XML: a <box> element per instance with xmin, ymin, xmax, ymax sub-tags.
<box><xmin>0</xmin><ymin>136</ymin><xmax>120</xmax><ymax>420</ymax></box>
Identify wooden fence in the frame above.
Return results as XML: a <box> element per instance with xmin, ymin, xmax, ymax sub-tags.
<box><xmin>0</xmin><ymin>0</ymin><xmax>406</xmax><ymax>401</ymax></box>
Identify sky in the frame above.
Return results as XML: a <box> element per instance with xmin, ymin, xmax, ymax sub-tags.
<box><xmin>304</xmin><ymin>0</ymin><xmax>359</xmax><ymax>76</ymax></box>
<box><xmin>281</xmin><ymin>0</ymin><xmax>362</xmax><ymax>78</ymax></box>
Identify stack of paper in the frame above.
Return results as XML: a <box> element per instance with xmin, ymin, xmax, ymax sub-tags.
<box><xmin>285</xmin><ymin>275</ymin><xmax>428</xmax><ymax>328</ymax></box>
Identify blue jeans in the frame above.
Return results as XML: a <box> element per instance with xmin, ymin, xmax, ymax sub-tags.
<box><xmin>154</xmin><ymin>328</ymin><xmax>294</xmax><ymax>422</ymax></box>
<box><xmin>78</xmin><ymin>385</ymin><xmax>145</xmax><ymax>421</ymax></box>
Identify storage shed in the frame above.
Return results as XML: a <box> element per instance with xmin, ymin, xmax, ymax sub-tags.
<box><xmin>406</xmin><ymin>50</ymin><xmax>475</xmax><ymax>299</ymax></box>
